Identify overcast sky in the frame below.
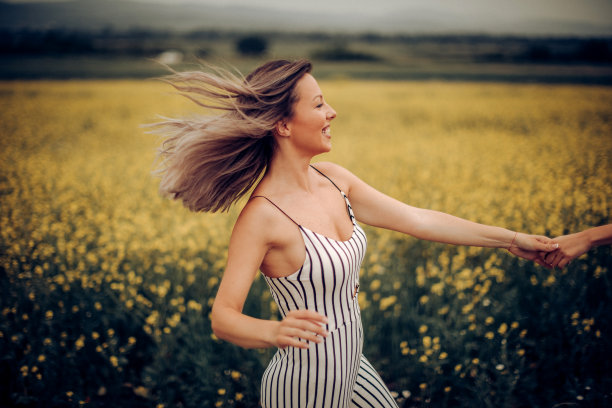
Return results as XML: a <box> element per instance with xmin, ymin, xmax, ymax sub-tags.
<box><xmin>5</xmin><ymin>0</ymin><xmax>612</xmax><ymax>23</ymax></box>
<box><xmin>4</xmin><ymin>0</ymin><xmax>612</xmax><ymax>35</ymax></box>
<box><xmin>139</xmin><ymin>0</ymin><xmax>612</xmax><ymax>24</ymax></box>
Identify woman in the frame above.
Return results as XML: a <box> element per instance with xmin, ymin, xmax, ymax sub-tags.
<box><xmin>154</xmin><ymin>59</ymin><xmax>558</xmax><ymax>407</ymax></box>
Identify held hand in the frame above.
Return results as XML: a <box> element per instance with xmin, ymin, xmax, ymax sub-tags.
<box><xmin>507</xmin><ymin>233</ymin><xmax>558</xmax><ymax>268</ymax></box>
<box><xmin>542</xmin><ymin>232</ymin><xmax>591</xmax><ymax>268</ymax></box>
<box><xmin>271</xmin><ymin>310</ymin><xmax>329</xmax><ymax>349</ymax></box>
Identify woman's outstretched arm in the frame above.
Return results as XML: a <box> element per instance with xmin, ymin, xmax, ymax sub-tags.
<box><xmin>211</xmin><ymin>200</ymin><xmax>328</xmax><ymax>349</ymax></box>
<box><xmin>315</xmin><ymin>162</ymin><xmax>557</xmax><ymax>264</ymax></box>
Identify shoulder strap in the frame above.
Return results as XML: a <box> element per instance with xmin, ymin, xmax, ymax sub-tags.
<box><xmin>310</xmin><ymin>164</ymin><xmax>342</xmax><ymax>193</ymax></box>
<box><xmin>251</xmin><ymin>196</ymin><xmax>299</xmax><ymax>226</ymax></box>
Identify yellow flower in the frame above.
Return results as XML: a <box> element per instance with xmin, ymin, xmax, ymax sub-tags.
<box><xmin>217</xmin><ymin>388</ymin><xmax>226</xmax><ymax>395</ymax></box>
<box><xmin>187</xmin><ymin>300</ymin><xmax>203</xmax><ymax>312</ymax></box>
<box><xmin>110</xmin><ymin>356</ymin><xmax>119</xmax><ymax>367</ymax></box>
<box><xmin>498</xmin><ymin>323</ymin><xmax>508</xmax><ymax>335</ymax></box>
<box><xmin>379</xmin><ymin>295</ymin><xmax>397</xmax><ymax>311</ymax></box>
<box><xmin>75</xmin><ymin>335</ymin><xmax>85</xmax><ymax>350</ymax></box>
<box><xmin>37</xmin><ymin>354</ymin><xmax>46</xmax><ymax>363</ymax></box>
<box><xmin>485</xmin><ymin>316</ymin><xmax>494</xmax><ymax>325</ymax></box>
<box><xmin>422</xmin><ymin>336</ymin><xmax>432</xmax><ymax>348</ymax></box>
<box><xmin>485</xmin><ymin>331</ymin><xmax>495</xmax><ymax>340</ymax></box>
<box><xmin>370</xmin><ymin>279</ymin><xmax>381</xmax><ymax>291</ymax></box>
<box><xmin>439</xmin><ymin>352</ymin><xmax>448</xmax><ymax>360</ymax></box>
<box><xmin>418</xmin><ymin>325</ymin><xmax>428</xmax><ymax>334</ymax></box>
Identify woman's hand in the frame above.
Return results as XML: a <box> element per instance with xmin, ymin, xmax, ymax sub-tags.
<box><xmin>271</xmin><ymin>310</ymin><xmax>329</xmax><ymax>349</ymax></box>
<box><xmin>507</xmin><ymin>233</ymin><xmax>559</xmax><ymax>267</ymax></box>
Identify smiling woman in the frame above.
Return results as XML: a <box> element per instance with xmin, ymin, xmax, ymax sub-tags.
<box><xmin>151</xmin><ymin>59</ymin><xmax>559</xmax><ymax>407</ymax></box>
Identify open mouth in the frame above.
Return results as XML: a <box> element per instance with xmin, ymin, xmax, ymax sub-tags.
<box><xmin>322</xmin><ymin>126</ymin><xmax>331</xmax><ymax>137</ymax></box>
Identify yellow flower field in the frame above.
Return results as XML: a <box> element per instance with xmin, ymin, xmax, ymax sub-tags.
<box><xmin>0</xmin><ymin>79</ymin><xmax>610</xmax><ymax>407</ymax></box>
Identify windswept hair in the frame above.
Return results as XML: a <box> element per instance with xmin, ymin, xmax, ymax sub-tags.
<box><xmin>150</xmin><ymin>59</ymin><xmax>312</xmax><ymax>212</ymax></box>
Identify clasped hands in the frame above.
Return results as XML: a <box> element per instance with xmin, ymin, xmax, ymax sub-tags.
<box><xmin>509</xmin><ymin>231</ymin><xmax>591</xmax><ymax>269</ymax></box>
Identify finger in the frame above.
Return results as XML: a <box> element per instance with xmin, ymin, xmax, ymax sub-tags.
<box><xmin>287</xmin><ymin>309</ymin><xmax>328</xmax><ymax>324</ymax></box>
<box><xmin>548</xmin><ymin>252</ymin><xmax>563</xmax><ymax>268</ymax></box>
<box><xmin>558</xmin><ymin>257</ymin><xmax>571</xmax><ymax>268</ymax></box>
<box><xmin>284</xmin><ymin>327</ymin><xmax>324</xmax><ymax>344</ymax></box>
<box><xmin>284</xmin><ymin>319</ymin><xmax>329</xmax><ymax>337</ymax></box>
<box><xmin>533</xmin><ymin>239</ymin><xmax>560</xmax><ymax>252</ymax></box>
<box><xmin>278</xmin><ymin>336</ymin><xmax>311</xmax><ymax>350</ymax></box>
<box><xmin>534</xmin><ymin>257</ymin><xmax>551</xmax><ymax>268</ymax></box>
<box><xmin>280</xmin><ymin>326</ymin><xmax>326</xmax><ymax>347</ymax></box>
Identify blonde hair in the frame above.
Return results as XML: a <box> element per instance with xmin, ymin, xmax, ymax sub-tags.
<box><xmin>151</xmin><ymin>59</ymin><xmax>312</xmax><ymax>212</ymax></box>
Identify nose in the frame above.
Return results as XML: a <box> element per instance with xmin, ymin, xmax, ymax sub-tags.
<box><xmin>327</xmin><ymin>104</ymin><xmax>337</xmax><ymax>120</ymax></box>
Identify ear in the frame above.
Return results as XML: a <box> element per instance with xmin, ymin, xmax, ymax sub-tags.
<box><xmin>275</xmin><ymin>119</ymin><xmax>291</xmax><ymax>137</ymax></box>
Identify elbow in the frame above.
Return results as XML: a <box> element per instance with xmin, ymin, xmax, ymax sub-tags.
<box><xmin>210</xmin><ymin>303</ymin><xmax>226</xmax><ymax>341</ymax></box>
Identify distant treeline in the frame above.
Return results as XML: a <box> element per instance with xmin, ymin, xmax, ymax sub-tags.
<box><xmin>1</xmin><ymin>28</ymin><xmax>611</xmax><ymax>63</ymax></box>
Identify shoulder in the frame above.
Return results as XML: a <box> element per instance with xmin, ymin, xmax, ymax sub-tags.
<box><xmin>231</xmin><ymin>195</ymin><xmax>294</xmax><ymax>246</ymax></box>
<box><xmin>311</xmin><ymin>161</ymin><xmax>362</xmax><ymax>194</ymax></box>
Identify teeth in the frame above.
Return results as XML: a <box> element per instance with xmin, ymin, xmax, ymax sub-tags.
<box><xmin>323</xmin><ymin>127</ymin><xmax>331</xmax><ymax>136</ymax></box>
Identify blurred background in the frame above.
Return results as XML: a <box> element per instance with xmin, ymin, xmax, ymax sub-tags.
<box><xmin>1</xmin><ymin>0</ymin><xmax>612</xmax><ymax>82</ymax></box>
<box><xmin>1</xmin><ymin>1</ymin><xmax>611</xmax><ymax>408</ymax></box>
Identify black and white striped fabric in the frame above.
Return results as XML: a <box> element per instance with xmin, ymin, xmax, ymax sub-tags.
<box><xmin>257</xmin><ymin>167</ymin><xmax>398</xmax><ymax>408</ymax></box>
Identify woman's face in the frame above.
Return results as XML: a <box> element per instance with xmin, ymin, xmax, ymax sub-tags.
<box><xmin>282</xmin><ymin>73</ymin><xmax>337</xmax><ymax>155</ymax></box>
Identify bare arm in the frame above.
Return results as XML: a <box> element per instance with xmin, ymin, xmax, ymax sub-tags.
<box><xmin>210</xmin><ymin>200</ymin><xmax>328</xmax><ymax>349</ymax></box>
<box><xmin>544</xmin><ymin>224</ymin><xmax>612</xmax><ymax>268</ymax></box>
<box><xmin>316</xmin><ymin>162</ymin><xmax>557</xmax><ymax>259</ymax></box>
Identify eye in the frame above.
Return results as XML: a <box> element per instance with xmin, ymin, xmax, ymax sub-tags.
<box><xmin>316</xmin><ymin>103</ymin><xmax>323</xmax><ymax>108</ymax></box>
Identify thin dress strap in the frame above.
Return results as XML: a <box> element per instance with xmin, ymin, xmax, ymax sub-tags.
<box><xmin>251</xmin><ymin>196</ymin><xmax>299</xmax><ymax>226</ymax></box>
<box><xmin>310</xmin><ymin>165</ymin><xmax>355</xmax><ymax>223</ymax></box>
<box><xmin>310</xmin><ymin>165</ymin><xmax>342</xmax><ymax>193</ymax></box>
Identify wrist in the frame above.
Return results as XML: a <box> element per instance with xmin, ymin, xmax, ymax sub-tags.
<box><xmin>507</xmin><ymin>231</ymin><xmax>518</xmax><ymax>249</ymax></box>
<box><xmin>580</xmin><ymin>229</ymin><xmax>595</xmax><ymax>250</ymax></box>
<box><xmin>264</xmin><ymin>319</ymin><xmax>281</xmax><ymax>348</ymax></box>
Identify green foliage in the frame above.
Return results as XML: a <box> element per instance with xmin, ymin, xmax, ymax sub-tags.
<box><xmin>311</xmin><ymin>43</ymin><xmax>381</xmax><ymax>62</ymax></box>
<box><xmin>235</xmin><ymin>35</ymin><xmax>268</xmax><ymax>57</ymax></box>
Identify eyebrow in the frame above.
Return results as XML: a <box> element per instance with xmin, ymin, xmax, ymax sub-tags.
<box><xmin>312</xmin><ymin>95</ymin><xmax>323</xmax><ymax>102</ymax></box>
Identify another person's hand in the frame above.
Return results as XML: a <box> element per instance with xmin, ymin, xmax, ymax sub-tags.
<box><xmin>544</xmin><ymin>232</ymin><xmax>592</xmax><ymax>268</ymax></box>
<box><xmin>542</xmin><ymin>224</ymin><xmax>612</xmax><ymax>268</ymax></box>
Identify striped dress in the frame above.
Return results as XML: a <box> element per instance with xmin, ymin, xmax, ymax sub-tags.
<box><xmin>256</xmin><ymin>167</ymin><xmax>398</xmax><ymax>408</ymax></box>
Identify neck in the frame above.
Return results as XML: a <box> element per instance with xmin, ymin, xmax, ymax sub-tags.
<box><xmin>265</xmin><ymin>149</ymin><xmax>314</xmax><ymax>193</ymax></box>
